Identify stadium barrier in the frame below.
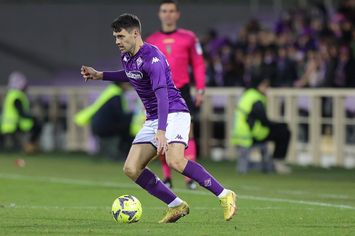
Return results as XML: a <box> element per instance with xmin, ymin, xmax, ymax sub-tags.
<box><xmin>0</xmin><ymin>86</ymin><xmax>354</xmax><ymax>168</ymax></box>
<box><xmin>198</xmin><ymin>88</ymin><xmax>355</xmax><ymax>168</ymax></box>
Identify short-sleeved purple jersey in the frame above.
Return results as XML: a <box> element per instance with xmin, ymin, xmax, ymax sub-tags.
<box><xmin>103</xmin><ymin>43</ymin><xmax>189</xmax><ymax>121</ymax></box>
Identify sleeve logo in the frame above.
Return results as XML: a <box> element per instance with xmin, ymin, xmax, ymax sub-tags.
<box><xmin>151</xmin><ymin>57</ymin><xmax>160</xmax><ymax>64</ymax></box>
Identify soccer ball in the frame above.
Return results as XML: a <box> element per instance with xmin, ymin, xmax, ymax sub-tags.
<box><xmin>111</xmin><ymin>195</ymin><xmax>142</xmax><ymax>223</ymax></box>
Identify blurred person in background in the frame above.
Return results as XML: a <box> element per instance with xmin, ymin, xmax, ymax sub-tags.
<box><xmin>74</xmin><ymin>82</ymin><xmax>134</xmax><ymax>160</ymax></box>
<box><xmin>351</xmin><ymin>27</ymin><xmax>355</xmax><ymax>58</ymax></box>
<box><xmin>275</xmin><ymin>46</ymin><xmax>298</xmax><ymax>87</ymax></box>
<box><xmin>232</xmin><ymin>78</ymin><xmax>291</xmax><ymax>174</ymax></box>
<box><xmin>339</xmin><ymin>46</ymin><xmax>355</xmax><ymax>87</ymax></box>
<box><xmin>223</xmin><ymin>48</ymin><xmax>245</xmax><ymax>87</ymax></box>
<box><xmin>324</xmin><ymin>44</ymin><xmax>355</xmax><ymax>87</ymax></box>
<box><xmin>294</xmin><ymin>50</ymin><xmax>326</xmax><ymax>88</ymax></box>
<box><xmin>0</xmin><ymin>71</ymin><xmax>42</xmax><ymax>153</ymax></box>
<box><xmin>146</xmin><ymin>0</ymin><xmax>206</xmax><ymax>190</ymax></box>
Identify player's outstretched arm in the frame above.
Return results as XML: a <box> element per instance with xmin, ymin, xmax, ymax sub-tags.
<box><xmin>81</xmin><ymin>65</ymin><xmax>103</xmax><ymax>81</ymax></box>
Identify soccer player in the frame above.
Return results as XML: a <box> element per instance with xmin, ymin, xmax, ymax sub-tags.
<box><xmin>146</xmin><ymin>0</ymin><xmax>205</xmax><ymax>190</ymax></box>
<box><xmin>81</xmin><ymin>13</ymin><xmax>237</xmax><ymax>223</ymax></box>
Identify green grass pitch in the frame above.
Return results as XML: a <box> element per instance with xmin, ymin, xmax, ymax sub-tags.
<box><xmin>1</xmin><ymin>152</ymin><xmax>355</xmax><ymax>235</ymax></box>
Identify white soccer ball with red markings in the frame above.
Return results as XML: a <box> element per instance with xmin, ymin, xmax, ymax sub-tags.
<box><xmin>111</xmin><ymin>195</ymin><xmax>142</xmax><ymax>223</ymax></box>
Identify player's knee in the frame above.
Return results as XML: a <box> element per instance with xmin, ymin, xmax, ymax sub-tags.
<box><xmin>123</xmin><ymin>165</ymin><xmax>138</xmax><ymax>179</ymax></box>
<box><xmin>166</xmin><ymin>158</ymin><xmax>184</xmax><ymax>172</ymax></box>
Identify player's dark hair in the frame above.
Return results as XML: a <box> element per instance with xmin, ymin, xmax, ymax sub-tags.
<box><xmin>160</xmin><ymin>0</ymin><xmax>179</xmax><ymax>10</ymax></box>
<box><xmin>111</xmin><ymin>13</ymin><xmax>141</xmax><ymax>33</ymax></box>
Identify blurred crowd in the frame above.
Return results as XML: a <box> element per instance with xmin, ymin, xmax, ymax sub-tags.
<box><xmin>200</xmin><ymin>0</ymin><xmax>355</xmax><ymax>88</ymax></box>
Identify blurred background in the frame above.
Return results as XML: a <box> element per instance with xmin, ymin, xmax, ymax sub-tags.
<box><xmin>1</xmin><ymin>0</ymin><xmax>355</xmax><ymax>169</ymax></box>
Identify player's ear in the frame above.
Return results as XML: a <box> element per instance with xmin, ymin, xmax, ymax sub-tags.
<box><xmin>133</xmin><ymin>28</ymin><xmax>139</xmax><ymax>37</ymax></box>
<box><xmin>176</xmin><ymin>11</ymin><xmax>181</xmax><ymax>20</ymax></box>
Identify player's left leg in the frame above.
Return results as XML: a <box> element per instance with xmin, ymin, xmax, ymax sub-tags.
<box><xmin>166</xmin><ymin>143</ymin><xmax>237</xmax><ymax>221</ymax></box>
<box><xmin>165</xmin><ymin>112</ymin><xmax>237</xmax><ymax>221</ymax></box>
<box><xmin>160</xmin><ymin>155</ymin><xmax>173</xmax><ymax>188</ymax></box>
<box><xmin>184</xmin><ymin>123</ymin><xmax>197</xmax><ymax>189</ymax></box>
<box><xmin>180</xmin><ymin>85</ymin><xmax>198</xmax><ymax>189</ymax></box>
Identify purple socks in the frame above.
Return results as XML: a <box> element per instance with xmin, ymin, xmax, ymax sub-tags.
<box><xmin>182</xmin><ymin>160</ymin><xmax>224</xmax><ymax>196</ymax></box>
<box><xmin>135</xmin><ymin>168</ymin><xmax>177</xmax><ymax>204</ymax></box>
<box><xmin>135</xmin><ymin>161</ymin><xmax>224</xmax><ymax>205</ymax></box>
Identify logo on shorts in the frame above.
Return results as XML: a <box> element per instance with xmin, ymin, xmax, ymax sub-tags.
<box><xmin>175</xmin><ymin>134</ymin><xmax>183</xmax><ymax>140</ymax></box>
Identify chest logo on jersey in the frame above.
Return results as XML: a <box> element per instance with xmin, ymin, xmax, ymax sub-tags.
<box><xmin>136</xmin><ymin>57</ymin><xmax>143</xmax><ymax>67</ymax></box>
<box><xmin>163</xmin><ymin>38</ymin><xmax>175</xmax><ymax>44</ymax></box>
<box><xmin>125</xmin><ymin>71</ymin><xmax>143</xmax><ymax>80</ymax></box>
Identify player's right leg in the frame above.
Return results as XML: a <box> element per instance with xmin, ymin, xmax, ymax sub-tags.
<box><xmin>123</xmin><ymin>143</ymin><xmax>189</xmax><ymax>223</ymax></box>
<box><xmin>123</xmin><ymin>143</ymin><xmax>156</xmax><ymax>181</ymax></box>
<box><xmin>124</xmin><ymin>121</ymin><xmax>188</xmax><ymax>223</ymax></box>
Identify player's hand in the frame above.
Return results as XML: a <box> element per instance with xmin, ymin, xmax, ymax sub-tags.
<box><xmin>81</xmin><ymin>65</ymin><xmax>103</xmax><ymax>82</ymax></box>
<box><xmin>195</xmin><ymin>92</ymin><xmax>204</xmax><ymax>107</ymax></box>
<box><xmin>155</xmin><ymin>130</ymin><xmax>168</xmax><ymax>156</ymax></box>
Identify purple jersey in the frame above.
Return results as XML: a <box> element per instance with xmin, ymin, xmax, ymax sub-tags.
<box><xmin>103</xmin><ymin>43</ymin><xmax>189</xmax><ymax>129</ymax></box>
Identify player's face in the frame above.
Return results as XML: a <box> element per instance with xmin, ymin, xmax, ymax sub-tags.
<box><xmin>159</xmin><ymin>3</ymin><xmax>180</xmax><ymax>26</ymax></box>
<box><xmin>113</xmin><ymin>29</ymin><xmax>137</xmax><ymax>54</ymax></box>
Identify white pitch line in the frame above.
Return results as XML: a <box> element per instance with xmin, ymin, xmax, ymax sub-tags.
<box><xmin>241</xmin><ymin>195</ymin><xmax>355</xmax><ymax>210</ymax></box>
<box><xmin>239</xmin><ymin>186</ymin><xmax>352</xmax><ymax>200</ymax></box>
<box><xmin>1</xmin><ymin>173</ymin><xmax>355</xmax><ymax>210</ymax></box>
<box><xmin>2</xmin><ymin>205</ymin><xmax>288</xmax><ymax>211</ymax></box>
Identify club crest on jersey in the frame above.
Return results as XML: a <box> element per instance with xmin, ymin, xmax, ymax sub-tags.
<box><xmin>125</xmin><ymin>71</ymin><xmax>143</xmax><ymax>80</ymax></box>
<box><xmin>123</xmin><ymin>56</ymin><xmax>128</xmax><ymax>62</ymax></box>
<box><xmin>151</xmin><ymin>57</ymin><xmax>160</xmax><ymax>64</ymax></box>
<box><xmin>136</xmin><ymin>57</ymin><xmax>143</xmax><ymax>67</ymax></box>
<box><xmin>165</xmin><ymin>45</ymin><xmax>172</xmax><ymax>55</ymax></box>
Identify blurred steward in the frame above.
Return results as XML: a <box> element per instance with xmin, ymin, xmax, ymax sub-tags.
<box><xmin>74</xmin><ymin>82</ymin><xmax>144</xmax><ymax>159</ymax></box>
<box><xmin>232</xmin><ymin>78</ymin><xmax>291</xmax><ymax>174</ymax></box>
<box><xmin>0</xmin><ymin>71</ymin><xmax>42</xmax><ymax>153</ymax></box>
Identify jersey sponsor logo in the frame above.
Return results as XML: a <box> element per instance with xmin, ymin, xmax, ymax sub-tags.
<box><xmin>195</xmin><ymin>42</ymin><xmax>203</xmax><ymax>55</ymax></box>
<box><xmin>125</xmin><ymin>70</ymin><xmax>143</xmax><ymax>80</ymax></box>
<box><xmin>136</xmin><ymin>57</ymin><xmax>143</xmax><ymax>67</ymax></box>
<box><xmin>163</xmin><ymin>38</ymin><xmax>175</xmax><ymax>44</ymax></box>
<box><xmin>151</xmin><ymin>57</ymin><xmax>160</xmax><ymax>64</ymax></box>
